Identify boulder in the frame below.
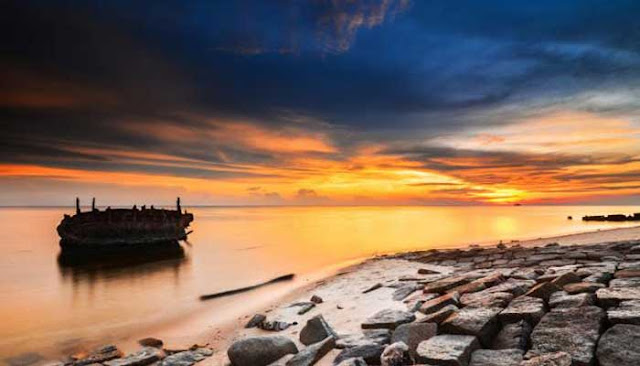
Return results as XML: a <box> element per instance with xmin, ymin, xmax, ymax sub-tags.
<box><xmin>596</xmin><ymin>287</ymin><xmax>640</xmax><ymax>307</ymax></box>
<box><xmin>227</xmin><ymin>336</ymin><xmax>298</xmax><ymax>366</ymax></box>
<box><xmin>246</xmin><ymin>314</ymin><xmax>267</xmax><ymax>328</ymax></box>
<box><xmin>607</xmin><ymin>300</ymin><xmax>640</xmax><ymax>325</ymax></box>
<box><xmin>104</xmin><ymin>347</ymin><xmax>165</xmax><ymax>366</ymax></box>
<box><xmin>417</xmin><ymin>304</ymin><xmax>458</xmax><ymax>324</ymax></box>
<box><xmin>596</xmin><ymin>324</ymin><xmax>640</xmax><ymax>366</ymax></box>
<box><xmin>335</xmin><ymin>329</ymin><xmax>391</xmax><ymax>349</ymax></box>
<box><xmin>361</xmin><ymin>309</ymin><xmax>416</xmax><ymax>330</ymax></box>
<box><xmin>524</xmin><ymin>282</ymin><xmax>560</xmax><ymax>302</ymax></box>
<box><xmin>300</xmin><ymin>315</ymin><xmax>338</xmax><ymax>346</ymax></box>
<box><xmin>468</xmin><ymin>349</ymin><xmax>522</xmax><ymax>366</ymax></box>
<box><xmin>440</xmin><ymin>306</ymin><xmax>502</xmax><ymax>347</ymax></box>
<box><xmin>548</xmin><ymin>291</ymin><xmax>594</xmax><ymax>308</ymax></box>
<box><xmin>520</xmin><ymin>352</ymin><xmax>572</xmax><ymax>366</ymax></box>
<box><xmin>415</xmin><ymin>335</ymin><xmax>479</xmax><ymax>366</ymax></box>
<box><xmin>391</xmin><ymin>322</ymin><xmax>437</xmax><ymax>359</ymax></box>
<box><xmin>158</xmin><ymin>349</ymin><xmax>211</xmax><ymax>366</ymax></box>
<box><xmin>380</xmin><ymin>342</ymin><xmax>410</xmax><ymax>366</ymax></box>
<box><xmin>550</xmin><ymin>272</ymin><xmax>581</xmax><ymax>287</ymax></box>
<box><xmin>286</xmin><ymin>336</ymin><xmax>335</xmax><ymax>366</ymax></box>
<box><xmin>615</xmin><ymin>269</ymin><xmax>640</xmax><ymax>278</ymax></box>
<box><xmin>491</xmin><ymin>320</ymin><xmax>531</xmax><ymax>351</ymax></box>
<box><xmin>610</xmin><ymin>278</ymin><xmax>640</xmax><ymax>288</ymax></box>
<box><xmin>419</xmin><ymin>292</ymin><xmax>460</xmax><ymax>315</ymax></box>
<box><xmin>423</xmin><ymin>276</ymin><xmax>470</xmax><ymax>294</ymax></box>
<box><xmin>334</xmin><ymin>344</ymin><xmax>385</xmax><ymax>365</ymax></box>
<box><xmin>461</xmin><ymin>291</ymin><xmax>513</xmax><ymax>308</ymax></box>
<box><xmin>563</xmin><ymin>282</ymin><xmax>604</xmax><ymax>294</ymax></box>
<box><xmin>498</xmin><ymin>296</ymin><xmax>546</xmax><ymax>326</ymax></box>
<box><xmin>526</xmin><ymin>306</ymin><xmax>604</xmax><ymax>366</ymax></box>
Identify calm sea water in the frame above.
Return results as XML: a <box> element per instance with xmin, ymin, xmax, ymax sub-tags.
<box><xmin>0</xmin><ymin>205</ymin><xmax>638</xmax><ymax>357</ymax></box>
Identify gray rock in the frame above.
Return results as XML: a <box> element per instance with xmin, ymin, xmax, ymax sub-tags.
<box><xmin>246</xmin><ymin>314</ymin><xmax>267</xmax><ymax>328</ymax></box>
<box><xmin>610</xmin><ymin>278</ymin><xmax>640</xmax><ymax>288</ymax></box>
<box><xmin>291</xmin><ymin>302</ymin><xmax>316</xmax><ymax>315</ymax></box>
<box><xmin>392</xmin><ymin>284</ymin><xmax>422</xmax><ymax>301</ymax></box>
<box><xmin>596</xmin><ymin>287</ymin><xmax>640</xmax><ymax>307</ymax></box>
<box><xmin>380</xmin><ymin>342</ymin><xmax>410</xmax><ymax>366</ymax></box>
<box><xmin>415</xmin><ymin>335</ymin><xmax>479</xmax><ymax>366</ymax></box>
<box><xmin>596</xmin><ymin>324</ymin><xmax>640</xmax><ymax>366</ymax></box>
<box><xmin>336</xmin><ymin>329</ymin><xmax>391</xmax><ymax>349</ymax></box>
<box><xmin>468</xmin><ymin>349</ymin><xmax>522</xmax><ymax>366</ymax></box>
<box><xmin>418</xmin><ymin>304</ymin><xmax>458</xmax><ymax>324</ymax></box>
<box><xmin>310</xmin><ymin>295</ymin><xmax>323</xmax><ymax>304</ymax></box>
<box><xmin>362</xmin><ymin>309</ymin><xmax>416</xmax><ymax>330</ymax></box>
<box><xmin>419</xmin><ymin>292</ymin><xmax>460</xmax><ymax>315</ymax></box>
<box><xmin>72</xmin><ymin>345</ymin><xmax>123</xmax><ymax>366</ymax></box>
<box><xmin>524</xmin><ymin>282</ymin><xmax>560</xmax><ymax>302</ymax></box>
<box><xmin>520</xmin><ymin>352</ymin><xmax>572</xmax><ymax>366</ymax></box>
<box><xmin>440</xmin><ymin>306</ymin><xmax>502</xmax><ymax>347</ymax></box>
<box><xmin>227</xmin><ymin>336</ymin><xmax>298</xmax><ymax>366</ymax></box>
<box><xmin>159</xmin><ymin>349</ymin><xmax>209</xmax><ymax>366</ymax></box>
<box><xmin>461</xmin><ymin>291</ymin><xmax>513</xmax><ymax>308</ymax></box>
<box><xmin>499</xmin><ymin>296</ymin><xmax>546</xmax><ymax>326</ymax></box>
<box><xmin>391</xmin><ymin>322</ymin><xmax>437</xmax><ymax>359</ymax></box>
<box><xmin>607</xmin><ymin>300</ymin><xmax>640</xmax><ymax>325</ymax></box>
<box><xmin>300</xmin><ymin>315</ymin><xmax>338</xmax><ymax>346</ymax></box>
<box><xmin>334</xmin><ymin>344</ymin><xmax>385</xmax><ymax>365</ymax></box>
<box><xmin>335</xmin><ymin>357</ymin><xmax>367</xmax><ymax>366</ymax></box>
<box><xmin>563</xmin><ymin>282</ymin><xmax>604</xmax><ymax>294</ymax></box>
<box><xmin>548</xmin><ymin>291</ymin><xmax>594</xmax><ymax>308</ymax></box>
<box><xmin>550</xmin><ymin>272</ymin><xmax>581</xmax><ymax>287</ymax></box>
<box><xmin>492</xmin><ymin>320</ymin><xmax>531</xmax><ymax>351</ymax></box>
<box><xmin>526</xmin><ymin>306</ymin><xmax>604</xmax><ymax>366</ymax></box>
<box><xmin>286</xmin><ymin>336</ymin><xmax>335</xmax><ymax>366</ymax></box>
<box><xmin>423</xmin><ymin>276</ymin><xmax>470</xmax><ymax>293</ymax></box>
<box><xmin>104</xmin><ymin>347</ymin><xmax>165</xmax><ymax>366</ymax></box>
<box><xmin>363</xmin><ymin>283</ymin><xmax>383</xmax><ymax>293</ymax></box>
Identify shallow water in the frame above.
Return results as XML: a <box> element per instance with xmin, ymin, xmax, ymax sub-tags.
<box><xmin>0</xmin><ymin>205</ymin><xmax>638</xmax><ymax>357</ymax></box>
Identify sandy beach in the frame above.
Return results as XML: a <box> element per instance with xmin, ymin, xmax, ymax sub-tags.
<box><xmin>135</xmin><ymin>225</ymin><xmax>640</xmax><ymax>365</ymax></box>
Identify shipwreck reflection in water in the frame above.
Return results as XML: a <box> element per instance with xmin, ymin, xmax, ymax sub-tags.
<box><xmin>57</xmin><ymin>241</ymin><xmax>188</xmax><ymax>288</ymax></box>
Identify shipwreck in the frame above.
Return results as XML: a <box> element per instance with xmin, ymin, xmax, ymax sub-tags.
<box><xmin>57</xmin><ymin>197</ymin><xmax>194</xmax><ymax>251</ymax></box>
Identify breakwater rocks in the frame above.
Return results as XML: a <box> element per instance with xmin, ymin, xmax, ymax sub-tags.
<box><xmin>226</xmin><ymin>239</ymin><xmax>640</xmax><ymax>365</ymax></box>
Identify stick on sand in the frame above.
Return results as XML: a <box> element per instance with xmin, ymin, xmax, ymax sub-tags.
<box><xmin>199</xmin><ymin>273</ymin><xmax>295</xmax><ymax>300</ymax></box>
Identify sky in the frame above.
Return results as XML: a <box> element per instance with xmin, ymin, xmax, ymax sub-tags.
<box><xmin>2</xmin><ymin>0</ymin><xmax>640</xmax><ymax>206</ymax></box>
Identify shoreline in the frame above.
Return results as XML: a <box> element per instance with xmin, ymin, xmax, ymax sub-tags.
<box><xmin>11</xmin><ymin>224</ymin><xmax>640</xmax><ymax>366</ymax></box>
<box><xmin>179</xmin><ymin>225</ymin><xmax>640</xmax><ymax>365</ymax></box>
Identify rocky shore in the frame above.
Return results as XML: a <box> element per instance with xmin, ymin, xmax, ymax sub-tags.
<box><xmin>216</xmin><ymin>238</ymin><xmax>640</xmax><ymax>365</ymax></box>
<box><xmin>8</xmin><ymin>231</ymin><xmax>640</xmax><ymax>366</ymax></box>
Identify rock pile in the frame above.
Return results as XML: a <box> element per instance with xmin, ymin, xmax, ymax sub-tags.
<box><xmin>226</xmin><ymin>239</ymin><xmax>640</xmax><ymax>365</ymax></box>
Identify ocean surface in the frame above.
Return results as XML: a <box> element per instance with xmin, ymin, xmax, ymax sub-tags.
<box><xmin>0</xmin><ymin>205</ymin><xmax>638</xmax><ymax>357</ymax></box>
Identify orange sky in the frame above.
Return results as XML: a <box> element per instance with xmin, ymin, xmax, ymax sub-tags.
<box><xmin>1</xmin><ymin>110</ymin><xmax>639</xmax><ymax>206</ymax></box>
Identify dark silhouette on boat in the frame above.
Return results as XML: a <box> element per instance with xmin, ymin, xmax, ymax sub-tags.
<box><xmin>57</xmin><ymin>197</ymin><xmax>194</xmax><ymax>258</ymax></box>
<box><xmin>582</xmin><ymin>213</ymin><xmax>640</xmax><ymax>222</ymax></box>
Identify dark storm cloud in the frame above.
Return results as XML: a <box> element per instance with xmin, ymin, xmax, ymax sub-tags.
<box><xmin>2</xmin><ymin>0</ymin><xmax>640</xmax><ymax>189</ymax></box>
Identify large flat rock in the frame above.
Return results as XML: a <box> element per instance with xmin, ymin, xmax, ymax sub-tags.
<box><xmin>440</xmin><ymin>307</ymin><xmax>502</xmax><ymax>347</ymax></box>
<box><xmin>526</xmin><ymin>306</ymin><xmax>605</xmax><ymax>366</ymax></box>
<box><xmin>361</xmin><ymin>309</ymin><xmax>415</xmax><ymax>330</ymax></box>
<box><xmin>419</xmin><ymin>292</ymin><xmax>460</xmax><ymax>315</ymax></box>
<box><xmin>548</xmin><ymin>291</ymin><xmax>594</xmax><ymax>308</ymax></box>
<box><xmin>423</xmin><ymin>275</ymin><xmax>470</xmax><ymax>294</ymax></box>
<box><xmin>468</xmin><ymin>349</ymin><xmax>522</xmax><ymax>366</ymax></box>
<box><xmin>596</xmin><ymin>324</ymin><xmax>640</xmax><ymax>366</ymax></box>
<box><xmin>416</xmin><ymin>335</ymin><xmax>479</xmax><ymax>366</ymax></box>
<box><xmin>607</xmin><ymin>300</ymin><xmax>640</xmax><ymax>325</ymax></box>
<box><xmin>499</xmin><ymin>296</ymin><xmax>546</xmax><ymax>326</ymax></box>
<box><xmin>391</xmin><ymin>322</ymin><xmax>436</xmax><ymax>359</ymax></box>
<box><xmin>596</xmin><ymin>287</ymin><xmax>640</xmax><ymax>307</ymax></box>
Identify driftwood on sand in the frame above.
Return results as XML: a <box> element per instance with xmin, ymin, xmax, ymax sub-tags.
<box><xmin>199</xmin><ymin>274</ymin><xmax>295</xmax><ymax>300</ymax></box>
